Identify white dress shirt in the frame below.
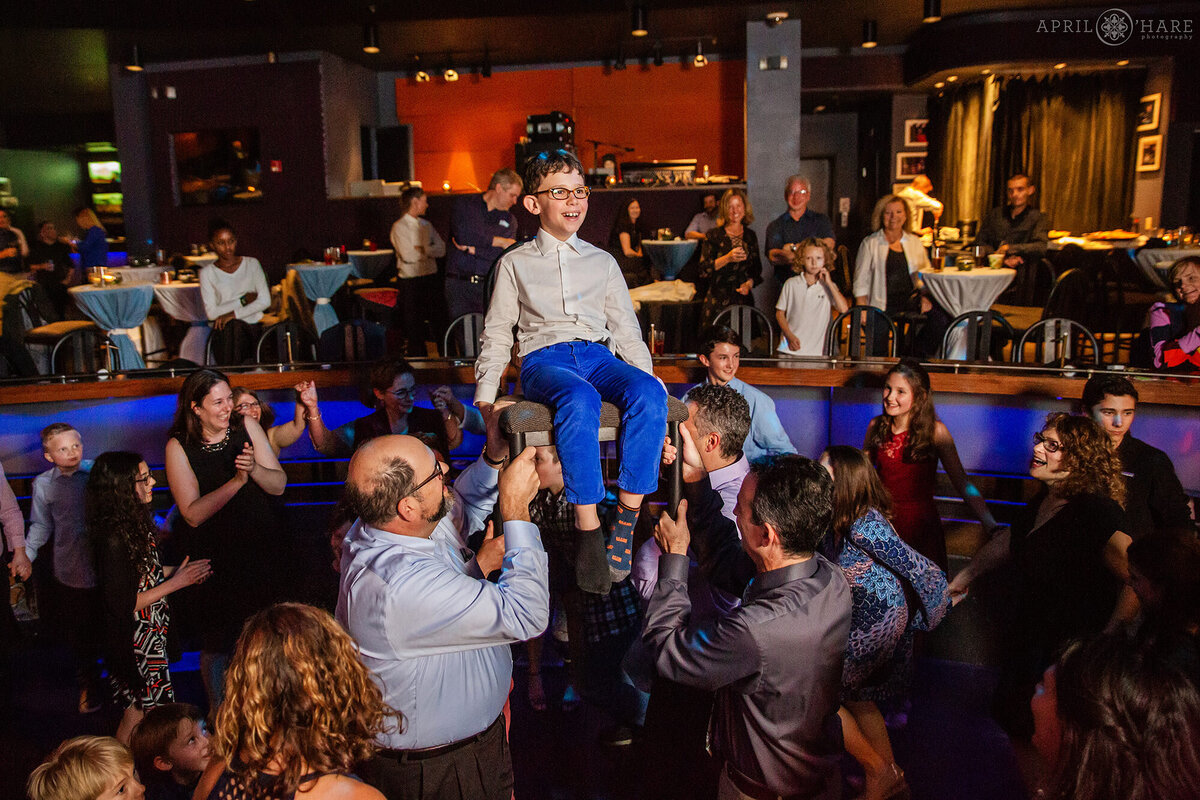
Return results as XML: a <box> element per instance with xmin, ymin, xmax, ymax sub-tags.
<box><xmin>198</xmin><ymin>257</ymin><xmax>271</xmax><ymax>323</ymax></box>
<box><xmin>897</xmin><ymin>185</ymin><xmax>944</xmax><ymax>217</ymax></box>
<box><xmin>390</xmin><ymin>213</ymin><xmax>446</xmax><ymax>279</ymax></box>
<box><xmin>474</xmin><ymin>229</ymin><xmax>652</xmax><ymax>404</ymax></box>
<box><xmin>776</xmin><ymin>275</ymin><xmax>836</xmax><ymax>357</ymax></box>
<box><xmin>336</xmin><ymin>458</ymin><xmax>549</xmax><ymax>749</ymax></box>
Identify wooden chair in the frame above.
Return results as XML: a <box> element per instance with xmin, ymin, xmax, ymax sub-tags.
<box><xmin>836</xmin><ymin>244</ymin><xmax>853</xmax><ymax>294</ymax></box>
<box><xmin>1013</xmin><ymin>318</ymin><xmax>1100</xmax><ymax>366</ymax></box>
<box><xmin>713</xmin><ymin>304</ymin><xmax>774</xmax><ymax>356</ymax></box>
<box><xmin>497</xmin><ymin>394</ymin><xmax>691</xmax><ymax>514</ymax></box>
<box><xmin>442</xmin><ymin>312</ymin><xmax>485</xmax><ymax>359</ymax></box>
<box><xmin>939</xmin><ymin>310</ymin><xmax>1015</xmax><ymax>361</ymax></box>
<box><xmin>825</xmin><ymin>305</ymin><xmax>897</xmax><ymax>359</ymax></box>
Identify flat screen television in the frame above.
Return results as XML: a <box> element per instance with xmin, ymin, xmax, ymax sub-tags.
<box><xmin>171</xmin><ymin>128</ymin><xmax>263</xmax><ymax>206</ymax></box>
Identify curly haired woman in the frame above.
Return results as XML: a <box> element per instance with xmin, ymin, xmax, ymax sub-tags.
<box><xmin>948</xmin><ymin>413</ymin><xmax>1137</xmax><ymax>736</ymax></box>
<box><xmin>87</xmin><ymin>452</ymin><xmax>212</xmax><ymax>744</ymax></box>
<box><xmin>195</xmin><ymin>602</ymin><xmax>400</xmax><ymax>800</ymax></box>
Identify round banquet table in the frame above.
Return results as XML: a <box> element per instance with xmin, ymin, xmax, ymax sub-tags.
<box><xmin>183</xmin><ymin>254</ymin><xmax>217</xmax><ymax>269</ymax></box>
<box><xmin>291</xmin><ymin>263</ymin><xmax>352</xmax><ymax>337</ymax></box>
<box><xmin>68</xmin><ymin>283</ymin><xmax>156</xmax><ymax>369</ymax></box>
<box><xmin>154</xmin><ymin>282</ymin><xmax>209</xmax><ymax>364</ymax></box>
<box><xmin>919</xmin><ymin>267</ymin><xmax>1016</xmax><ymax>360</ymax></box>
<box><xmin>641</xmin><ymin>240</ymin><xmax>698</xmax><ymax>280</ymax></box>
<box><xmin>1135</xmin><ymin>247</ymin><xmax>1200</xmax><ymax>289</ymax></box>
<box><xmin>347</xmin><ymin>249</ymin><xmax>394</xmax><ymax>280</ymax></box>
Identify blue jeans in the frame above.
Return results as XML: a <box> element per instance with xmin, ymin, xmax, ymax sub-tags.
<box><xmin>521</xmin><ymin>341</ymin><xmax>668</xmax><ymax>506</ymax></box>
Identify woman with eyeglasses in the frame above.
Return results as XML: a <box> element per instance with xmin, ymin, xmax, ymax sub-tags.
<box><xmin>302</xmin><ymin>357</ymin><xmax>460</xmax><ymax>459</ymax></box>
<box><xmin>698</xmin><ymin>188</ymin><xmax>763</xmax><ymax>327</ymax></box>
<box><xmin>230</xmin><ymin>383</ymin><xmax>309</xmax><ymax>456</ymax></box>
<box><xmin>947</xmin><ymin>412</ymin><xmax>1136</xmax><ymax>736</ymax></box>
<box><xmin>87</xmin><ymin>451</ymin><xmax>212</xmax><ymax>742</ymax></box>
<box><xmin>164</xmin><ymin>368</ymin><xmax>288</xmax><ymax>710</ymax></box>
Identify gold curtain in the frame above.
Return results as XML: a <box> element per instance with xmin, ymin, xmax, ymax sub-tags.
<box><xmin>928</xmin><ymin>76</ymin><xmax>998</xmax><ymax>229</ymax></box>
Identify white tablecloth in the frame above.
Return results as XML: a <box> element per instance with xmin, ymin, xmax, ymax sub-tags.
<box><xmin>920</xmin><ymin>267</ymin><xmax>1016</xmax><ymax>359</ymax></box>
<box><xmin>110</xmin><ymin>266</ymin><xmax>166</xmax><ymax>283</ymax></box>
<box><xmin>183</xmin><ymin>254</ymin><xmax>217</xmax><ymax>268</ymax></box>
<box><xmin>1135</xmin><ymin>247</ymin><xmax>1200</xmax><ymax>289</ymax></box>
<box><xmin>154</xmin><ymin>282</ymin><xmax>209</xmax><ymax>364</ymax></box>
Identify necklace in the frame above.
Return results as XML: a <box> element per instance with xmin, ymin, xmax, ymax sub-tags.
<box><xmin>198</xmin><ymin>427</ymin><xmax>231</xmax><ymax>453</ymax></box>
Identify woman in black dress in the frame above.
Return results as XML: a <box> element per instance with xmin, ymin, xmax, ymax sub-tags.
<box><xmin>608</xmin><ymin>197</ymin><xmax>652</xmax><ymax>288</ymax></box>
<box><xmin>88</xmin><ymin>451</ymin><xmax>211</xmax><ymax>743</ymax></box>
<box><xmin>698</xmin><ymin>188</ymin><xmax>762</xmax><ymax>327</ymax></box>
<box><xmin>164</xmin><ymin>368</ymin><xmax>288</xmax><ymax>709</ymax></box>
<box><xmin>948</xmin><ymin>413</ymin><xmax>1136</xmax><ymax>735</ymax></box>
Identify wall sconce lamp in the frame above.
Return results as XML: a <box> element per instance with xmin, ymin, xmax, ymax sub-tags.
<box><xmin>631</xmin><ymin>5</ymin><xmax>648</xmax><ymax>37</ymax></box>
<box><xmin>126</xmin><ymin>44</ymin><xmax>144</xmax><ymax>72</ymax></box>
<box><xmin>861</xmin><ymin>19</ymin><xmax>878</xmax><ymax>48</ymax></box>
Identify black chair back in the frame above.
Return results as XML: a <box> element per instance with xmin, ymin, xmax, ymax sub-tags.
<box><xmin>940</xmin><ymin>310</ymin><xmax>1015</xmax><ymax>361</ymax></box>
<box><xmin>713</xmin><ymin>304</ymin><xmax>774</xmax><ymax>355</ymax></box>
<box><xmin>255</xmin><ymin>321</ymin><xmax>318</xmax><ymax>364</ymax></box>
<box><xmin>825</xmin><ymin>305</ymin><xmax>897</xmax><ymax>358</ymax></box>
<box><xmin>1014</xmin><ymin>317</ymin><xmax>1100</xmax><ymax>365</ymax></box>
<box><xmin>443</xmin><ymin>313</ymin><xmax>486</xmax><ymax>359</ymax></box>
<box><xmin>319</xmin><ymin>319</ymin><xmax>387</xmax><ymax>362</ymax></box>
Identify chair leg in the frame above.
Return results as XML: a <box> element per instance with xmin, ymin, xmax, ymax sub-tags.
<box><xmin>668</xmin><ymin>421</ymin><xmax>682</xmax><ymax>516</ymax></box>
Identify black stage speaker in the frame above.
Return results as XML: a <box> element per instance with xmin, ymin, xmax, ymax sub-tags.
<box><xmin>362</xmin><ymin>125</ymin><xmax>413</xmax><ymax>182</ymax></box>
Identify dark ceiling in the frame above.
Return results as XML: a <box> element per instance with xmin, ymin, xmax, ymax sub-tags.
<box><xmin>0</xmin><ymin>0</ymin><xmax>1179</xmax><ymax>143</ymax></box>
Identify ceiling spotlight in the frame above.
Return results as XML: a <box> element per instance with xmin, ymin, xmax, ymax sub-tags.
<box><xmin>692</xmin><ymin>40</ymin><xmax>708</xmax><ymax>68</ymax></box>
<box><xmin>946</xmin><ymin>74</ymin><xmax>958</xmax><ymax>82</ymax></box>
<box><xmin>1116</xmin><ymin>59</ymin><xmax>1130</xmax><ymax>66</ymax></box>
<box><xmin>1053</xmin><ymin>62</ymin><xmax>1066</xmax><ymax>69</ymax></box>
<box><xmin>861</xmin><ymin>19</ymin><xmax>878</xmax><ymax>48</ymax></box>
<box><xmin>652</xmin><ymin>41</ymin><xmax>663</xmax><ymax>67</ymax></box>
<box><xmin>765</xmin><ymin>11</ymin><xmax>789</xmax><ymax>27</ymax></box>
<box><xmin>934</xmin><ymin>81</ymin><xmax>945</xmax><ymax>88</ymax></box>
<box><xmin>362</xmin><ymin>22</ymin><xmax>380</xmax><ymax>54</ymax></box>
<box><xmin>923</xmin><ymin>0</ymin><xmax>942</xmax><ymax>24</ymax></box>
<box><xmin>125</xmin><ymin>43</ymin><xmax>144</xmax><ymax>72</ymax></box>
<box><xmin>631</xmin><ymin>4</ymin><xmax>648</xmax><ymax>37</ymax></box>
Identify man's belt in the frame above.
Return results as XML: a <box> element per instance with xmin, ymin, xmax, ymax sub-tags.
<box><xmin>725</xmin><ymin>762</ymin><xmax>806</xmax><ymax>800</ymax></box>
<box><xmin>377</xmin><ymin>715</ymin><xmax>502</xmax><ymax>762</ymax></box>
<box><xmin>447</xmin><ymin>273</ymin><xmax>485</xmax><ymax>284</ymax></box>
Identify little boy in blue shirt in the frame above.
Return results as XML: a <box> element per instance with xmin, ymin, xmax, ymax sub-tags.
<box><xmin>475</xmin><ymin>150</ymin><xmax>668</xmax><ymax>594</ymax></box>
<box><xmin>25</xmin><ymin>422</ymin><xmax>102</xmax><ymax>713</ymax></box>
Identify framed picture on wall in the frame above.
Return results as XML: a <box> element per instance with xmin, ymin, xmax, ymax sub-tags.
<box><xmin>1136</xmin><ymin>135</ymin><xmax>1162</xmax><ymax>172</ymax></box>
<box><xmin>904</xmin><ymin>119</ymin><xmax>928</xmax><ymax>147</ymax></box>
<box><xmin>1136</xmin><ymin>94</ymin><xmax>1161</xmax><ymax>132</ymax></box>
<box><xmin>896</xmin><ymin>152</ymin><xmax>927</xmax><ymax>180</ymax></box>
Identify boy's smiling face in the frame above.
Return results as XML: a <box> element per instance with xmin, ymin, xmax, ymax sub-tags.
<box><xmin>524</xmin><ymin>168</ymin><xmax>587</xmax><ymax>242</ymax></box>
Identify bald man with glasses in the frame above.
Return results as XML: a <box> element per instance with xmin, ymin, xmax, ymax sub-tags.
<box><xmin>338</xmin><ymin>402</ymin><xmax>549</xmax><ymax>800</ymax></box>
<box><xmin>765</xmin><ymin>175</ymin><xmax>835</xmax><ymax>287</ymax></box>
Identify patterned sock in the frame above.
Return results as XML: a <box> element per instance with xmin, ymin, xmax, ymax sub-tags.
<box><xmin>575</xmin><ymin>527</ymin><xmax>611</xmax><ymax>595</ymax></box>
<box><xmin>606</xmin><ymin>502</ymin><xmax>640</xmax><ymax>580</ymax></box>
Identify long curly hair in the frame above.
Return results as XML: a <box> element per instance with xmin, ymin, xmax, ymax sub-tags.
<box><xmin>85</xmin><ymin>451</ymin><xmax>157</xmax><ymax>579</ymax></box>
<box><xmin>865</xmin><ymin>359</ymin><xmax>938</xmax><ymax>463</ymax></box>
<box><xmin>212</xmin><ymin>603</ymin><xmax>401</xmax><ymax>796</ymax></box>
<box><xmin>823</xmin><ymin>446</ymin><xmax>893</xmax><ymax>552</ymax></box>
<box><xmin>1042</xmin><ymin>633</ymin><xmax>1200</xmax><ymax>800</ymax></box>
<box><xmin>1042</xmin><ymin>412</ymin><xmax>1124</xmax><ymax>505</ymax></box>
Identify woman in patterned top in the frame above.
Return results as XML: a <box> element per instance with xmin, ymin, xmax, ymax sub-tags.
<box><xmin>820</xmin><ymin>445</ymin><xmax>948</xmax><ymax>800</ymax></box>
<box><xmin>87</xmin><ymin>451</ymin><xmax>212</xmax><ymax>744</ymax></box>
<box><xmin>698</xmin><ymin>188</ymin><xmax>763</xmax><ymax>326</ymax></box>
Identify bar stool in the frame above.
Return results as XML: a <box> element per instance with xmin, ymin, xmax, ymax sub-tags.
<box><xmin>497</xmin><ymin>394</ymin><xmax>690</xmax><ymax>514</ymax></box>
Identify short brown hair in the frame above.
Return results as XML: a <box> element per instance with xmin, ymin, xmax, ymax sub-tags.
<box><xmin>40</xmin><ymin>422</ymin><xmax>78</xmax><ymax>449</ymax></box>
<box><xmin>27</xmin><ymin>736</ymin><xmax>132</xmax><ymax>800</ymax></box>
<box><xmin>522</xmin><ymin>149</ymin><xmax>583</xmax><ymax>194</ymax></box>
<box><xmin>130</xmin><ymin>703</ymin><xmax>204</xmax><ymax>779</ymax></box>
<box><xmin>488</xmin><ymin>167</ymin><xmax>523</xmax><ymax>191</ymax></box>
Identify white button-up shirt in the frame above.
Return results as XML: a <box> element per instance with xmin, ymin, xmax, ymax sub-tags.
<box><xmin>390</xmin><ymin>213</ymin><xmax>446</xmax><ymax>279</ymax></box>
<box><xmin>336</xmin><ymin>458</ymin><xmax>549</xmax><ymax>749</ymax></box>
<box><xmin>474</xmin><ymin>229</ymin><xmax>652</xmax><ymax>404</ymax></box>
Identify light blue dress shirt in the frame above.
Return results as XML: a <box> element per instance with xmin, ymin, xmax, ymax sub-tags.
<box><xmin>690</xmin><ymin>378</ymin><xmax>796</xmax><ymax>463</ymax></box>
<box><xmin>336</xmin><ymin>458</ymin><xmax>549</xmax><ymax>749</ymax></box>
<box><xmin>25</xmin><ymin>461</ymin><xmax>95</xmax><ymax>588</ymax></box>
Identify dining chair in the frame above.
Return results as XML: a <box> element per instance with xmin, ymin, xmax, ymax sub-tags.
<box><xmin>713</xmin><ymin>304</ymin><xmax>774</xmax><ymax>356</ymax></box>
<box><xmin>1013</xmin><ymin>318</ymin><xmax>1099</xmax><ymax>366</ymax></box>
<box><xmin>825</xmin><ymin>305</ymin><xmax>897</xmax><ymax>359</ymax></box>
<box><xmin>442</xmin><ymin>313</ymin><xmax>486</xmax><ymax>359</ymax></box>
<box><xmin>939</xmin><ymin>310</ymin><xmax>1015</xmax><ymax>362</ymax></box>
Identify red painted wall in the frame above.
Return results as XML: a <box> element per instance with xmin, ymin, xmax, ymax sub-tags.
<box><xmin>394</xmin><ymin>61</ymin><xmax>745</xmax><ymax>190</ymax></box>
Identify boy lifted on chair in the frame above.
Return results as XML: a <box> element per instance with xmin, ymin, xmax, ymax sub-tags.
<box><xmin>475</xmin><ymin>149</ymin><xmax>668</xmax><ymax>594</ymax></box>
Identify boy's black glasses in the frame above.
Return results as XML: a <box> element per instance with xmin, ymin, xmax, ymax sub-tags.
<box><xmin>533</xmin><ymin>187</ymin><xmax>591</xmax><ymax>200</ymax></box>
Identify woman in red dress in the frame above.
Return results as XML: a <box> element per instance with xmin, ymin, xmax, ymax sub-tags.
<box><xmin>864</xmin><ymin>359</ymin><xmax>1001</xmax><ymax>569</ymax></box>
